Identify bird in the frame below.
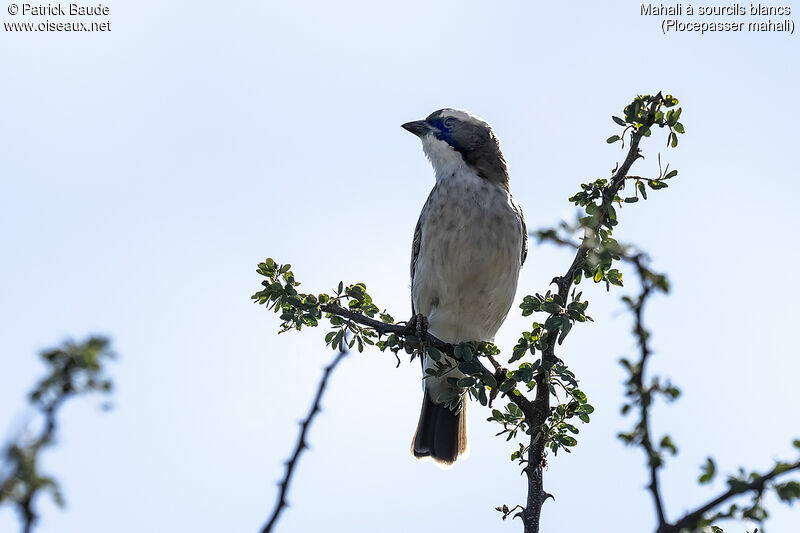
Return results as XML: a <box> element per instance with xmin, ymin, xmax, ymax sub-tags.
<box><xmin>402</xmin><ymin>108</ymin><xmax>528</xmax><ymax>465</ymax></box>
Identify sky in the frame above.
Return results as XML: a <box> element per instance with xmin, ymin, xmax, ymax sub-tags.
<box><xmin>1</xmin><ymin>1</ymin><xmax>798</xmax><ymax>532</ymax></box>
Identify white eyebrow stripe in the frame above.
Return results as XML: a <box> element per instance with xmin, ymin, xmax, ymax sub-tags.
<box><xmin>439</xmin><ymin>109</ymin><xmax>487</xmax><ymax>127</ymax></box>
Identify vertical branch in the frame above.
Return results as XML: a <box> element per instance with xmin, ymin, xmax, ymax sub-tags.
<box><xmin>261</xmin><ymin>340</ymin><xmax>349</xmax><ymax>533</ymax></box>
<box><xmin>520</xmin><ymin>95</ymin><xmax>664</xmax><ymax>533</ymax></box>
<box><xmin>629</xmin><ymin>255</ymin><xmax>667</xmax><ymax>529</ymax></box>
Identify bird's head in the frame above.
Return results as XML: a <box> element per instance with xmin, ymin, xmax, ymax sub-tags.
<box><xmin>402</xmin><ymin>108</ymin><xmax>509</xmax><ymax>187</ymax></box>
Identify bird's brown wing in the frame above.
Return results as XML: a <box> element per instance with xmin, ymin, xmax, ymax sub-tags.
<box><xmin>410</xmin><ymin>204</ymin><xmax>424</xmax><ymax>316</ymax></box>
<box><xmin>511</xmin><ymin>198</ymin><xmax>529</xmax><ymax>266</ymax></box>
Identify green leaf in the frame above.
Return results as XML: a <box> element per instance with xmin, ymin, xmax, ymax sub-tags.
<box><xmin>699</xmin><ymin>457</ymin><xmax>716</xmax><ymax>484</ymax></box>
<box><xmin>606</xmin><ymin>269</ymin><xmax>623</xmax><ymax>286</ymax></box>
<box><xmin>510</xmin><ymin>344</ymin><xmax>527</xmax><ymax>363</ymax></box>
<box><xmin>544</xmin><ymin>315</ymin><xmax>563</xmax><ymax>331</ymax></box>
<box><xmin>659</xmin><ymin>435</ymin><xmax>678</xmax><ymax>455</ymax></box>
<box><xmin>458</xmin><ymin>360</ymin><xmax>481</xmax><ymax>374</ymax></box>
<box><xmin>499</xmin><ymin>378</ymin><xmax>517</xmax><ymax>393</ymax></box>
<box><xmin>557</xmin><ymin>319</ymin><xmax>572</xmax><ymax>345</ymax></box>
<box><xmin>454</xmin><ymin>344</ymin><xmax>473</xmax><ymax>362</ymax></box>
<box><xmin>775</xmin><ymin>480</ymin><xmax>800</xmax><ymax>502</ymax></box>
<box><xmin>612</xmin><ymin>116</ymin><xmax>626</xmax><ymax>126</ymax></box>
<box><xmin>637</xmin><ymin>180</ymin><xmax>648</xmax><ymax>200</ymax></box>
<box><xmin>426</xmin><ymin>346</ymin><xmax>443</xmax><ymax>362</ymax></box>
<box><xmin>477</xmin><ymin>386</ymin><xmax>486</xmax><ymax>407</ymax></box>
<box><xmin>558</xmin><ymin>434</ymin><xmax>577</xmax><ymax>446</ymax></box>
<box><xmin>669</xmin><ymin>131</ymin><xmax>678</xmax><ymax>148</ymax></box>
<box><xmin>606</xmin><ymin>135</ymin><xmax>621</xmax><ymax>144</ymax></box>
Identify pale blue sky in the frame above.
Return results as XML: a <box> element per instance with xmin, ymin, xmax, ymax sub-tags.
<box><xmin>1</xmin><ymin>1</ymin><xmax>798</xmax><ymax>532</ymax></box>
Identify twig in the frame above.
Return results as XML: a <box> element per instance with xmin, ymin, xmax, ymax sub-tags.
<box><xmin>261</xmin><ymin>341</ymin><xmax>350</xmax><ymax>533</ymax></box>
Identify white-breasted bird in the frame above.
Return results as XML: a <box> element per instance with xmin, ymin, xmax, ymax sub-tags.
<box><xmin>402</xmin><ymin>109</ymin><xmax>528</xmax><ymax>465</ymax></box>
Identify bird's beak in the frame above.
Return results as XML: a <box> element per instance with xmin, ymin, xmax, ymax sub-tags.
<box><xmin>401</xmin><ymin>120</ymin><xmax>434</xmax><ymax>138</ymax></box>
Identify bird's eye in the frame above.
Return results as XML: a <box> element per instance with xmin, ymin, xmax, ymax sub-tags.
<box><xmin>443</xmin><ymin>117</ymin><xmax>456</xmax><ymax>129</ymax></box>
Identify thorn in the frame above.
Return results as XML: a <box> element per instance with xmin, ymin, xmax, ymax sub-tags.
<box><xmin>543</xmin><ymin>492</ymin><xmax>555</xmax><ymax>503</ymax></box>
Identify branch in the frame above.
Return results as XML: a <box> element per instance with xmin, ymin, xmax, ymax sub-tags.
<box><xmin>628</xmin><ymin>255</ymin><xmax>668</xmax><ymax>528</ymax></box>
<box><xmin>0</xmin><ymin>337</ymin><xmax>114</xmax><ymax>533</ymax></box>
<box><xmin>261</xmin><ymin>341</ymin><xmax>350</xmax><ymax>533</ymax></box>
<box><xmin>319</xmin><ymin>302</ymin><xmax>537</xmax><ymax>417</ymax></box>
<box><xmin>662</xmin><ymin>461</ymin><xmax>800</xmax><ymax>533</ymax></box>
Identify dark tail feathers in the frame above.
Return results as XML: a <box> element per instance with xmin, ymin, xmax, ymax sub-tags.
<box><xmin>412</xmin><ymin>390</ymin><xmax>467</xmax><ymax>465</ymax></box>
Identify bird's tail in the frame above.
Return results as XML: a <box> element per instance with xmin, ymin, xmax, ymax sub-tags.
<box><xmin>412</xmin><ymin>389</ymin><xmax>467</xmax><ymax>465</ymax></box>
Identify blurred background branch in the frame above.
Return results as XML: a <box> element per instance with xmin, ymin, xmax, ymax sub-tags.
<box><xmin>0</xmin><ymin>336</ymin><xmax>115</xmax><ymax>533</ymax></box>
<box><xmin>538</xmin><ymin>220</ymin><xmax>800</xmax><ymax>532</ymax></box>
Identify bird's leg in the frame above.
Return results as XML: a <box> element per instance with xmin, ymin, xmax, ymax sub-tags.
<box><xmin>489</xmin><ymin>367</ymin><xmax>508</xmax><ymax>408</ymax></box>
<box><xmin>415</xmin><ymin>314</ymin><xmax>428</xmax><ymax>340</ymax></box>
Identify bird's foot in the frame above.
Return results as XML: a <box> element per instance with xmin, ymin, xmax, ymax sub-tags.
<box><xmin>405</xmin><ymin>313</ymin><xmax>429</xmax><ymax>340</ymax></box>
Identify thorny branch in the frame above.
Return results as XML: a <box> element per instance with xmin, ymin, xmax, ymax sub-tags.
<box><xmin>519</xmin><ymin>94</ymin><xmax>664</xmax><ymax>533</ymax></box>
<box><xmin>663</xmin><ymin>460</ymin><xmax>800</xmax><ymax>533</ymax></box>
<box><xmin>262</xmin><ymin>341</ymin><xmax>350</xmax><ymax>533</ymax></box>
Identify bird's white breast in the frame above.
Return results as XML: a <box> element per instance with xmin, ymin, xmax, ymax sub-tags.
<box><xmin>412</xmin><ymin>168</ymin><xmax>523</xmax><ymax>346</ymax></box>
